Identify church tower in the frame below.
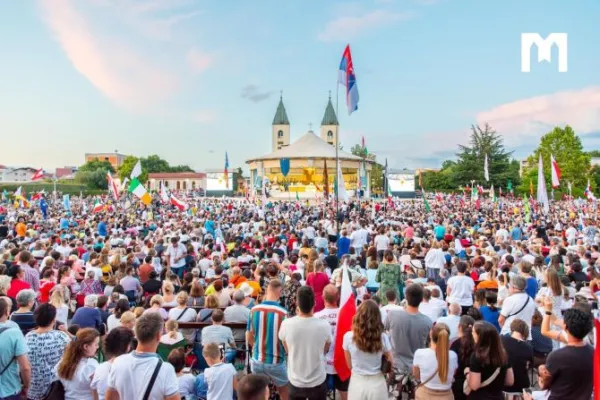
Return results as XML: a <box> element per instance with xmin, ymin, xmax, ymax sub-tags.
<box><xmin>320</xmin><ymin>92</ymin><xmax>339</xmax><ymax>146</ymax></box>
<box><xmin>272</xmin><ymin>93</ymin><xmax>290</xmax><ymax>151</ymax></box>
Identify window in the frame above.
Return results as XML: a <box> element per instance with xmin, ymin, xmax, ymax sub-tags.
<box><xmin>104</xmin><ymin>157</ymin><xmax>109</xmax><ymax>161</ymax></box>
<box><xmin>177</xmin><ymin>181</ymin><xmax>181</xmax><ymax>190</ymax></box>
<box><xmin>327</xmin><ymin>131</ymin><xmax>333</xmax><ymax>138</ymax></box>
<box><xmin>278</xmin><ymin>130</ymin><xmax>284</xmax><ymax>138</ymax></box>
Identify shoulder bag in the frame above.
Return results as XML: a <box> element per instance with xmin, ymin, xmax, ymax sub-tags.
<box><xmin>416</xmin><ymin>367</ymin><xmax>439</xmax><ymax>388</ymax></box>
<box><xmin>463</xmin><ymin>366</ymin><xmax>501</xmax><ymax>395</ymax></box>
<box><xmin>142</xmin><ymin>359</ymin><xmax>163</xmax><ymax>400</ymax></box>
<box><xmin>0</xmin><ymin>327</ymin><xmax>16</xmax><ymax>376</ymax></box>
<box><xmin>176</xmin><ymin>308</ymin><xmax>190</xmax><ymax>321</ymax></box>
<box><xmin>506</xmin><ymin>295</ymin><xmax>531</xmax><ymax>319</ymax></box>
<box><xmin>41</xmin><ymin>380</ymin><xmax>65</xmax><ymax>400</ymax></box>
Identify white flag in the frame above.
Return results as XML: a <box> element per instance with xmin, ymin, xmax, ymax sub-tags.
<box><xmin>537</xmin><ymin>154</ymin><xmax>549</xmax><ymax>214</ymax></box>
<box><xmin>337</xmin><ymin>163</ymin><xmax>349</xmax><ymax>202</ymax></box>
<box><xmin>484</xmin><ymin>154</ymin><xmax>489</xmax><ymax>182</ymax></box>
<box><xmin>130</xmin><ymin>160</ymin><xmax>142</xmax><ymax>179</ymax></box>
<box><xmin>160</xmin><ymin>182</ymin><xmax>169</xmax><ymax>203</ymax></box>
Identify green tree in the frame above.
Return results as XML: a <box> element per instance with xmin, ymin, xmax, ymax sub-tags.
<box><xmin>78</xmin><ymin>159</ymin><xmax>115</xmax><ymax>174</ymax></box>
<box><xmin>118</xmin><ymin>156</ymin><xmax>148</xmax><ymax>183</ymax></box>
<box><xmin>518</xmin><ymin>125</ymin><xmax>591</xmax><ymax>196</ymax></box>
<box><xmin>142</xmin><ymin>155</ymin><xmax>170</xmax><ymax>173</ymax></box>
<box><xmin>453</xmin><ymin>123</ymin><xmax>519</xmax><ymax>189</ymax></box>
<box><xmin>350</xmin><ymin>144</ymin><xmax>384</xmax><ymax>192</ymax></box>
<box><xmin>587</xmin><ymin>150</ymin><xmax>600</xmax><ymax>157</ymax></box>
<box><xmin>169</xmin><ymin>165</ymin><xmax>194</xmax><ymax>173</ymax></box>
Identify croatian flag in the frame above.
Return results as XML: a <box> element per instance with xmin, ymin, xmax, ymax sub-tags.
<box><xmin>338</xmin><ymin>44</ymin><xmax>359</xmax><ymax>115</ymax></box>
<box><xmin>333</xmin><ymin>265</ymin><xmax>356</xmax><ymax>381</ymax></box>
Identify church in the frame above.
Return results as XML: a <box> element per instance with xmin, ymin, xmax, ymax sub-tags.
<box><xmin>246</xmin><ymin>94</ymin><xmax>373</xmax><ymax>199</ymax></box>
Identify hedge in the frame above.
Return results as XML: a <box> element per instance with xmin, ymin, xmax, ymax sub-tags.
<box><xmin>0</xmin><ymin>183</ymin><xmax>106</xmax><ymax>196</ymax></box>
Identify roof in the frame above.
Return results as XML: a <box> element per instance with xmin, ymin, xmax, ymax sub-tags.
<box><xmin>148</xmin><ymin>172</ymin><xmax>206</xmax><ymax>179</ymax></box>
<box><xmin>321</xmin><ymin>95</ymin><xmax>339</xmax><ymax>126</ymax></box>
<box><xmin>246</xmin><ymin>131</ymin><xmax>366</xmax><ymax>162</ymax></box>
<box><xmin>272</xmin><ymin>96</ymin><xmax>290</xmax><ymax>125</ymax></box>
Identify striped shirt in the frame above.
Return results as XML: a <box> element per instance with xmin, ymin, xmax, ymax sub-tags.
<box><xmin>247</xmin><ymin>300</ymin><xmax>287</xmax><ymax>364</ymax></box>
<box><xmin>21</xmin><ymin>264</ymin><xmax>40</xmax><ymax>292</ymax></box>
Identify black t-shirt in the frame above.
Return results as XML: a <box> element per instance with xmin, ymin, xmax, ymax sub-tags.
<box><xmin>143</xmin><ymin>279</ymin><xmax>161</xmax><ymax>294</ymax></box>
<box><xmin>467</xmin><ymin>353</ymin><xmax>508</xmax><ymax>400</ymax></box>
<box><xmin>324</xmin><ymin>254</ymin><xmax>338</xmax><ymax>271</ymax></box>
<box><xmin>0</xmin><ymin>225</ymin><xmax>8</xmax><ymax>238</ymax></box>
<box><xmin>450</xmin><ymin>338</ymin><xmax>470</xmax><ymax>381</ymax></box>
<box><xmin>501</xmin><ymin>336</ymin><xmax>533</xmax><ymax>392</ymax></box>
<box><xmin>546</xmin><ymin>345</ymin><xmax>594</xmax><ymax>400</ymax></box>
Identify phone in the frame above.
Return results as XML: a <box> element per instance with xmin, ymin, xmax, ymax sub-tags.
<box><xmin>218</xmin><ymin>344</ymin><xmax>225</xmax><ymax>361</ymax></box>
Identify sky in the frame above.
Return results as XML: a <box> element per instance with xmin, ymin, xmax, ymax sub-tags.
<box><xmin>1</xmin><ymin>0</ymin><xmax>599</xmax><ymax>172</ymax></box>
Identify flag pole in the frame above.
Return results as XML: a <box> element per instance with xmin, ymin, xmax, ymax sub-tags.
<box><xmin>335</xmin><ymin>82</ymin><xmax>340</xmax><ymax>237</ymax></box>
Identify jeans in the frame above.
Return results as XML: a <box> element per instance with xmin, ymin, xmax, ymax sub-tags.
<box><xmin>171</xmin><ymin>266</ymin><xmax>184</xmax><ymax>279</ymax></box>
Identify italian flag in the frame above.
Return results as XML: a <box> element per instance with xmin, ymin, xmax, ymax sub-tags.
<box><xmin>93</xmin><ymin>200</ymin><xmax>104</xmax><ymax>213</ymax></box>
<box><xmin>128</xmin><ymin>178</ymin><xmax>152</xmax><ymax>205</ymax></box>
<box><xmin>170</xmin><ymin>194</ymin><xmax>188</xmax><ymax>211</ymax></box>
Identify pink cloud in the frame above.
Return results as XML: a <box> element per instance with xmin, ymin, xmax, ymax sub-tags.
<box><xmin>39</xmin><ymin>0</ymin><xmax>208</xmax><ymax>113</ymax></box>
<box><xmin>187</xmin><ymin>48</ymin><xmax>214</xmax><ymax>73</ymax></box>
<box><xmin>476</xmin><ymin>86</ymin><xmax>600</xmax><ymax>146</ymax></box>
<box><xmin>318</xmin><ymin>10</ymin><xmax>414</xmax><ymax>42</ymax></box>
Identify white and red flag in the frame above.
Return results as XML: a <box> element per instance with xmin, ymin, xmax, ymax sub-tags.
<box><xmin>551</xmin><ymin>154</ymin><xmax>561</xmax><ymax>188</ymax></box>
<box><xmin>170</xmin><ymin>193</ymin><xmax>188</xmax><ymax>211</ymax></box>
<box><xmin>107</xmin><ymin>173</ymin><xmax>120</xmax><ymax>201</ymax></box>
<box><xmin>31</xmin><ymin>168</ymin><xmax>44</xmax><ymax>181</ymax></box>
<box><xmin>333</xmin><ymin>265</ymin><xmax>356</xmax><ymax>382</ymax></box>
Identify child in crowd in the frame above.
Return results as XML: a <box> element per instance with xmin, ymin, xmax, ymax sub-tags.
<box><xmin>161</xmin><ymin>320</ymin><xmax>184</xmax><ymax>345</ymax></box>
<box><xmin>168</xmin><ymin>348</ymin><xmax>197</xmax><ymax>400</ymax></box>
<box><xmin>195</xmin><ymin>343</ymin><xmax>237</xmax><ymax>400</ymax></box>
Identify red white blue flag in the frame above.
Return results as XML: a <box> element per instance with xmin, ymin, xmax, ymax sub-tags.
<box><xmin>338</xmin><ymin>44</ymin><xmax>359</xmax><ymax>115</ymax></box>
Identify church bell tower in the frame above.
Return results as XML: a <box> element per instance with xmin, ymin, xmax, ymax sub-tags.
<box><xmin>272</xmin><ymin>93</ymin><xmax>290</xmax><ymax>151</ymax></box>
<box><xmin>320</xmin><ymin>92</ymin><xmax>339</xmax><ymax>146</ymax></box>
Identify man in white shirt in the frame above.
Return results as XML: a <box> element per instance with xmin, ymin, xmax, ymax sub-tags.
<box><xmin>373</xmin><ymin>228</ymin><xmax>390</xmax><ymax>261</ymax></box>
<box><xmin>418</xmin><ymin>288</ymin><xmax>446</xmax><ymax>322</ymax></box>
<box><xmin>446</xmin><ymin>261</ymin><xmax>475</xmax><ymax>314</ymax></box>
<box><xmin>498</xmin><ymin>275</ymin><xmax>536</xmax><ymax>339</ymax></box>
<box><xmin>436</xmin><ymin>303</ymin><xmax>462</xmax><ymax>341</ymax></box>
<box><xmin>349</xmin><ymin>221</ymin><xmax>369</xmax><ymax>254</ymax></box>
<box><xmin>279</xmin><ymin>286</ymin><xmax>331</xmax><ymax>399</ymax></box>
<box><xmin>166</xmin><ymin>236</ymin><xmax>186</xmax><ymax>279</ymax></box>
<box><xmin>106</xmin><ymin>312</ymin><xmax>179</xmax><ymax>400</ymax></box>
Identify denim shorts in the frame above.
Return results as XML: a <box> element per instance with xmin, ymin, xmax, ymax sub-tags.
<box><xmin>250</xmin><ymin>359</ymin><xmax>289</xmax><ymax>387</ymax></box>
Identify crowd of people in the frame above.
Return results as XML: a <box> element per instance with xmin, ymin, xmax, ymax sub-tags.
<box><xmin>0</xmin><ymin>192</ymin><xmax>598</xmax><ymax>400</ymax></box>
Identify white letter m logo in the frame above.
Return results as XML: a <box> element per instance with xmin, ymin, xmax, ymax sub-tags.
<box><xmin>521</xmin><ymin>33</ymin><xmax>568</xmax><ymax>72</ymax></box>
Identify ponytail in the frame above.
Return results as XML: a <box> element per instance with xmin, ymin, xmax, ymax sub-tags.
<box><xmin>433</xmin><ymin>323</ymin><xmax>450</xmax><ymax>383</ymax></box>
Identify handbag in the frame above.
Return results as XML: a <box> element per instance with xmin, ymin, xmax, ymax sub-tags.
<box><xmin>416</xmin><ymin>367</ymin><xmax>439</xmax><ymax>388</ymax></box>
<box><xmin>41</xmin><ymin>380</ymin><xmax>65</xmax><ymax>400</ymax></box>
<box><xmin>463</xmin><ymin>367</ymin><xmax>501</xmax><ymax>395</ymax></box>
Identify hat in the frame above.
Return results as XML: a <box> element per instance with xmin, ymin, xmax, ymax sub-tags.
<box><xmin>239</xmin><ymin>282</ymin><xmax>254</xmax><ymax>297</ymax></box>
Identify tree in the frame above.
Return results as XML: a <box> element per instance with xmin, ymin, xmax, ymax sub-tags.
<box><xmin>518</xmin><ymin>125</ymin><xmax>591</xmax><ymax>196</ymax></box>
<box><xmin>233</xmin><ymin>167</ymin><xmax>244</xmax><ymax>193</ymax></box>
<box><xmin>118</xmin><ymin>156</ymin><xmax>148</xmax><ymax>183</ymax></box>
<box><xmin>587</xmin><ymin>150</ymin><xmax>600</xmax><ymax>157</ymax></box>
<box><xmin>453</xmin><ymin>123</ymin><xmax>519</xmax><ymax>189</ymax></box>
<box><xmin>78</xmin><ymin>159</ymin><xmax>115</xmax><ymax>174</ymax></box>
<box><xmin>142</xmin><ymin>155</ymin><xmax>170</xmax><ymax>173</ymax></box>
<box><xmin>169</xmin><ymin>165</ymin><xmax>194</xmax><ymax>173</ymax></box>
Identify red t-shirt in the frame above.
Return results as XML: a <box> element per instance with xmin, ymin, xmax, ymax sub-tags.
<box><xmin>38</xmin><ymin>280</ymin><xmax>56</xmax><ymax>303</ymax></box>
<box><xmin>7</xmin><ymin>279</ymin><xmax>31</xmax><ymax>299</ymax></box>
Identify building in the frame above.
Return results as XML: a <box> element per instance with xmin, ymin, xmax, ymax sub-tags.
<box><xmin>147</xmin><ymin>172</ymin><xmax>206</xmax><ymax>192</ymax></box>
<box><xmin>55</xmin><ymin>166</ymin><xmax>78</xmax><ymax>179</ymax></box>
<box><xmin>0</xmin><ymin>167</ymin><xmax>39</xmax><ymax>183</ymax></box>
<box><xmin>247</xmin><ymin>94</ymin><xmax>372</xmax><ymax>199</ymax></box>
<box><xmin>519</xmin><ymin>159</ymin><xmax>530</xmax><ymax>177</ymax></box>
<box><xmin>85</xmin><ymin>153</ymin><xmax>127</xmax><ymax>169</ymax></box>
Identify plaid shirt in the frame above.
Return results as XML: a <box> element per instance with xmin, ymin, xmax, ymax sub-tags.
<box><xmin>21</xmin><ymin>264</ymin><xmax>40</xmax><ymax>292</ymax></box>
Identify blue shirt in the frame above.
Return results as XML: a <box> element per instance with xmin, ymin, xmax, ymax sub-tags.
<box><xmin>0</xmin><ymin>323</ymin><xmax>28</xmax><ymax>397</ymax></box>
<box><xmin>337</xmin><ymin>237</ymin><xmax>351</xmax><ymax>258</ymax></box>
<box><xmin>60</xmin><ymin>218</ymin><xmax>69</xmax><ymax>230</ymax></box>
<box><xmin>434</xmin><ymin>225</ymin><xmax>446</xmax><ymax>240</ymax></box>
<box><xmin>247</xmin><ymin>301</ymin><xmax>287</xmax><ymax>364</ymax></box>
<box><xmin>511</xmin><ymin>227</ymin><xmax>522</xmax><ymax>241</ymax></box>
<box><xmin>525</xmin><ymin>277</ymin><xmax>538</xmax><ymax>299</ymax></box>
<box><xmin>71</xmin><ymin>307</ymin><xmax>105</xmax><ymax>335</ymax></box>
<box><xmin>480</xmin><ymin>306</ymin><xmax>501</xmax><ymax>332</ymax></box>
<box><xmin>98</xmin><ymin>221</ymin><xmax>107</xmax><ymax>237</ymax></box>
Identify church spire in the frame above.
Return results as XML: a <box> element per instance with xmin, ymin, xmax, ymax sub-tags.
<box><xmin>321</xmin><ymin>91</ymin><xmax>339</xmax><ymax>126</ymax></box>
<box><xmin>272</xmin><ymin>92</ymin><xmax>290</xmax><ymax>125</ymax></box>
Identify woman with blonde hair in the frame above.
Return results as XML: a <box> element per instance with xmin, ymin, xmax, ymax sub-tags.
<box><xmin>413</xmin><ymin>322</ymin><xmax>458</xmax><ymax>399</ymax></box>
<box><xmin>119</xmin><ymin>311</ymin><xmax>136</xmax><ymax>330</ymax></box>
<box><xmin>196</xmin><ymin>294</ymin><xmax>219</xmax><ymax>322</ymax></box>
<box><xmin>160</xmin><ymin>320</ymin><xmax>184</xmax><ymax>345</ymax></box>
<box><xmin>56</xmin><ymin>328</ymin><xmax>101</xmax><ymax>400</ymax></box>
<box><xmin>144</xmin><ymin>294</ymin><xmax>168</xmax><ymax>320</ymax></box>
<box><xmin>343</xmin><ymin>299</ymin><xmax>393</xmax><ymax>400</ymax></box>
<box><xmin>168</xmin><ymin>291</ymin><xmax>197</xmax><ymax>342</ymax></box>
<box><xmin>161</xmin><ymin>281</ymin><xmax>177</xmax><ymax>307</ymax></box>
<box><xmin>49</xmin><ymin>286</ymin><xmax>69</xmax><ymax>325</ymax></box>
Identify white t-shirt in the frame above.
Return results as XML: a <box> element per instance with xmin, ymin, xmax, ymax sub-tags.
<box><xmin>342</xmin><ymin>331</ymin><xmax>391</xmax><ymax>376</ymax></box>
<box><xmin>106</xmin><ymin>315</ymin><xmax>121</xmax><ymax>332</ymax></box>
<box><xmin>177</xmin><ymin>374</ymin><xmax>196</xmax><ymax>400</ymax></box>
<box><xmin>436</xmin><ymin>315</ymin><xmax>461</xmax><ymax>341</ymax></box>
<box><xmin>374</xmin><ymin>234</ymin><xmax>390</xmax><ymax>251</ymax></box>
<box><xmin>166</xmin><ymin>243</ymin><xmax>186</xmax><ymax>269</ymax></box>
<box><xmin>350</xmin><ymin>229</ymin><xmax>368</xmax><ymax>249</ymax></box>
<box><xmin>107</xmin><ymin>353</ymin><xmax>179</xmax><ymax>400</ymax></box>
<box><xmin>447</xmin><ymin>275</ymin><xmax>475</xmax><ymax>306</ymax></box>
<box><xmin>90</xmin><ymin>361</ymin><xmax>112</xmax><ymax>400</ymax></box>
<box><xmin>204</xmin><ymin>362</ymin><xmax>236</xmax><ymax>400</ymax></box>
<box><xmin>419</xmin><ymin>301</ymin><xmax>446</xmax><ymax>323</ymax></box>
<box><xmin>500</xmin><ymin>292</ymin><xmax>536</xmax><ymax>339</ymax></box>
<box><xmin>279</xmin><ymin>316</ymin><xmax>332</xmax><ymax>388</ymax></box>
<box><xmin>58</xmin><ymin>358</ymin><xmax>99</xmax><ymax>400</ymax></box>
<box><xmin>314</xmin><ymin>307</ymin><xmax>340</xmax><ymax>375</ymax></box>
<box><xmin>413</xmin><ymin>348</ymin><xmax>458</xmax><ymax>390</ymax></box>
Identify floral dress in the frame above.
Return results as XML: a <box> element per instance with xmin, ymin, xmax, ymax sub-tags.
<box><xmin>375</xmin><ymin>262</ymin><xmax>404</xmax><ymax>304</ymax></box>
<box><xmin>282</xmin><ymin>279</ymin><xmax>302</xmax><ymax>316</ymax></box>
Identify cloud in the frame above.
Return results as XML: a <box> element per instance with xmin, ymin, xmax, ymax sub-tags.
<box><xmin>476</xmin><ymin>86</ymin><xmax>600</xmax><ymax>147</ymax></box>
<box><xmin>187</xmin><ymin>48</ymin><xmax>214</xmax><ymax>73</ymax></box>
<box><xmin>240</xmin><ymin>84</ymin><xmax>275</xmax><ymax>103</ymax></box>
<box><xmin>318</xmin><ymin>10</ymin><xmax>414</xmax><ymax>42</ymax></box>
<box><xmin>39</xmin><ymin>0</ymin><xmax>206</xmax><ymax>112</ymax></box>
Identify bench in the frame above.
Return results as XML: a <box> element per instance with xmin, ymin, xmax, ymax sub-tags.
<box><xmin>163</xmin><ymin>306</ymin><xmax>228</xmax><ymax>312</ymax></box>
<box><xmin>177</xmin><ymin>322</ymin><xmax>247</xmax><ymax>330</ymax></box>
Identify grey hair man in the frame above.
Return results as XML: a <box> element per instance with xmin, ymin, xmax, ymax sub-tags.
<box><xmin>436</xmin><ymin>302</ymin><xmax>462</xmax><ymax>341</ymax></box>
<box><xmin>498</xmin><ymin>275</ymin><xmax>536</xmax><ymax>339</ymax></box>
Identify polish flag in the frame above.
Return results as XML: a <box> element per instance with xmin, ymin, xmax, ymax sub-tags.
<box><xmin>170</xmin><ymin>194</ymin><xmax>188</xmax><ymax>211</ymax></box>
<box><xmin>107</xmin><ymin>173</ymin><xmax>120</xmax><ymax>201</ymax></box>
<box><xmin>31</xmin><ymin>168</ymin><xmax>44</xmax><ymax>181</ymax></box>
<box><xmin>551</xmin><ymin>154</ymin><xmax>561</xmax><ymax>188</ymax></box>
<box><xmin>333</xmin><ymin>265</ymin><xmax>356</xmax><ymax>382</ymax></box>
